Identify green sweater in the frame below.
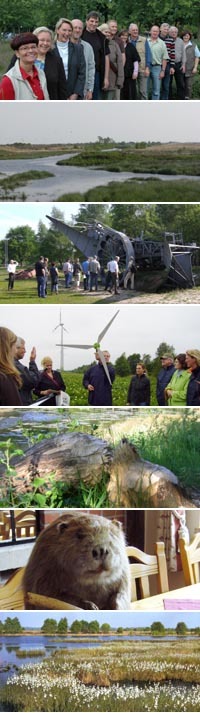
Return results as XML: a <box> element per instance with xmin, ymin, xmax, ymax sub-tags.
<box><xmin>166</xmin><ymin>369</ymin><xmax>191</xmax><ymax>406</ymax></box>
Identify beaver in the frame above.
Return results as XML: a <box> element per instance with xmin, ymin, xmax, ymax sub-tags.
<box><xmin>23</xmin><ymin>512</ymin><xmax>131</xmax><ymax>610</ymax></box>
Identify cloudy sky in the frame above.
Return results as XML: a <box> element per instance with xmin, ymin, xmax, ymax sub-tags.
<box><xmin>0</xmin><ymin>610</ymin><xmax>197</xmax><ymax>629</ymax></box>
<box><xmin>0</xmin><ymin>202</ymin><xmax>79</xmax><ymax>240</ymax></box>
<box><xmin>1</xmin><ymin>102</ymin><xmax>200</xmax><ymax>144</ymax></box>
<box><xmin>0</xmin><ymin>304</ymin><xmax>199</xmax><ymax>370</ymax></box>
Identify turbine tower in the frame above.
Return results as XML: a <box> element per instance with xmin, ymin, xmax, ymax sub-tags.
<box><xmin>56</xmin><ymin>311</ymin><xmax>119</xmax><ymax>384</ymax></box>
<box><xmin>53</xmin><ymin>310</ymin><xmax>68</xmax><ymax>371</ymax></box>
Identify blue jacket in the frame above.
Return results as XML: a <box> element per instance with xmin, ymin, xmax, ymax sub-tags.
<box><xmin>83</xmin><ymin>363</ymin><xmax>115</xmax><ymax>405</ymax></box>
<box><xmin>156</xmin><ymin>364</ymin><xmax>175</xmax><ymax>405</ymax></box>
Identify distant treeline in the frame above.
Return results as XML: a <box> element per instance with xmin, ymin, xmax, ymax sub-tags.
<box><xmin>1</xmin><ymin>617</ymin><xmax>199</xmax><ymax>637</ymax></box>
<box><xmin>1</xmin><ymin>204</ymin><xmax>200</xmax><ymax>266</ymax></box>
<box><xmin>0</xmin><ymin>0</ymin><xmax>199</xmax><ymax>36</ymax></box>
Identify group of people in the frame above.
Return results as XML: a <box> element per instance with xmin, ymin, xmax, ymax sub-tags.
<box><xmin>0</xmin><ymin>326</ymin><xmax>200</xmax><ymax>408</ymax></box>
<box><xmin>0</xmin><ymin>328</ymin><xmax>66</xmax><ymax>406</ymax></box>
<box><xmin>7</xmin><ymin>253</ymin><xmax>130</xmax><ymax>297</ymax></box>
<box><xmin>0</xmin><ymin>14</ymin><xmax>199</xmax><ymax>100</ymax></box>
<box><xmin>63</xmin><ymin>254</ymin><xmax>122</xmax><ymax>294</ymax></box>
<box><xmin>156</xmin><ymin>352</ymin><xmax>200</xmax><ymax>407</ymax></box>
<box><xmin>35</xmin><ymin>257</ymin><xmax>59</xmax><ymax>297</ymax></box>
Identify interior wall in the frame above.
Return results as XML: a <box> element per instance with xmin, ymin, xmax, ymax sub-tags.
<box><xmin>145</xmin><ymin>509</ymin><xmax>200</xmax><ymax>594</ymax></box>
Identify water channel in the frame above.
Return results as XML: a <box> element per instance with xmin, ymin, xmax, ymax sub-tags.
<box><xmin>0</xmin><ymin>634</ymin><xmax>196</xmax><ymax>686</ymax></box>
<box><xmin>0</xmin><ymin>153</ymin><xmax>199</xmax><ymax>201</ymax></box>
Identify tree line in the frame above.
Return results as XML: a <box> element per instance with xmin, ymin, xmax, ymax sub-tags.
<box><xmin>0</xmin><ymin>0</ymin><xmax>199</xmax><ymax>36</ymax></box>
<box><xmin>73</xmin><ymin>342</ymin><xmax>176</xmax><ymax>376</ymax></box>
<box><xmin>1</xmin><ymin>204</ymin><xmax>200</xmax><ymax>267</ymax></box>
<box><xmin>0</xmin><ymin>617</ymin><xmax>23</xmax><ymax>634</ymax></box>
<box><xmin>0</xmin><ymin>617</ymin><xmax>199</xmax><ymax>636</ymax></box>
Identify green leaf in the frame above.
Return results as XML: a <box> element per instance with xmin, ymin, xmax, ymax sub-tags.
<box><xmin>32</xmin><ymin>477</ymin><xmax>47</xmax><ymax>487</ymax></box>
<box><xmin>34</xmin><ymin>493</ymin><xmax>46</xmax><ymax>507</ymax></box>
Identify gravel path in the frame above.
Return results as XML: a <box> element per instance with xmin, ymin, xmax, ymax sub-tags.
<box><xmin>96</xmin><ymin>288</ymin><xmax>200</xmax><ymax>304</ymax></box>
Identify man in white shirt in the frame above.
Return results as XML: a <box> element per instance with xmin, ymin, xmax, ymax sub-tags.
<box><xmin>63</xmin><ymin>258</ymin><xmax>73</xmax><ymax>287</ymax></box>
<box><xmin>7</xmin><ymin>259</ymin><xmax>18</xmax><ymax>290</ymax></box>
<box><xmin>108</xmin><ymin>256</ymin><xmax>120</xmax><ymax>294</ymax></box>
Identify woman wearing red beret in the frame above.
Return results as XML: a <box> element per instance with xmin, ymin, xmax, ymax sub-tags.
<box><xmin>0</xmin><ymin>32</ymin><xmax>49</xmax><ymax>99</ymax></box>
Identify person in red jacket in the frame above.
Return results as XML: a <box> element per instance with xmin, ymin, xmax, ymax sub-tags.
<box><xmin>0</xmin><ymin>32</ymin><xmax>49</xmax><ymax>100</ymax></box>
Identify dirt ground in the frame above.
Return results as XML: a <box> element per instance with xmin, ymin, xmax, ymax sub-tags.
<box><xmin>99</xmin><ymin>287</ymin><xmax>200</xmax><ymax>304</ymax></box>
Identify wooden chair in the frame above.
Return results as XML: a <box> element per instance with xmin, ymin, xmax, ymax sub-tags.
<box><xmin>126</xmin><ymin>542</ymin><xmax>169</xmax><ymax>601</ymax></box>
<box><xmin>0</xmin><ymin>568</ymin><xmax>25</xmax><ymax>609</ymax></box>
<box><xmin>0</xmin><ymin>568</ymin><xmax>81</xmax><ymax>610</ymax></box>
<box><xmin>179</xmin><ymin>532</ymin><xmax>200</xmax><ymax>585</ymax></box>
<box><xmin>14</xmin><ymin>510</ymin><xmax>37</xmax><ymax>539</ymax></box>
<box><xmin>0</xmin><ymin>511</ymin><xmax>11</xmax><ymax>541</ymax></box>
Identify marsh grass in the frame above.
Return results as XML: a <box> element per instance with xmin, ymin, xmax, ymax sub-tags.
<box><xmin>57</xmin><ymin>147</ymin><xmax>200</xmax><ymax>175</ymax></box>
<box><xmin>2</xmin><ymin>640</ymin><xmax>200</xmax><ymax>712</ymax></box>
<box><xmin>16</xmin><ymin>649</ymin><xmax>46</xmax><ymax>658</ymax></box>
<box><xmin>132</xmin><ymin>412</ymin><xmax>200</xmax><ymax>489</ymax></box>
<box><xmin>58</xmin><ymin>179</ymin><xmax>200</xmax><ymax>202</ymax></box>
<box><xmin>0</xmin><ymin>171</ymin><xmax>54</xmax><ymax>199</ymax></box>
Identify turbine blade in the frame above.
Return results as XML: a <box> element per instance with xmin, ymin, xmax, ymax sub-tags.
<box><xmin>63</xmin><ymin>327</ymin><xmax>69</xmax><ymax>333</ymax></box>
<box><xmin>97</xmin><ymin>348</ymin><xmax>112</xmax><ymax>385</ymax></box>
<box><xmin>52</xmin><ymin>324</ymin><xmax>59</xmax><ymax>332</ymax></box>
<box><xmin>97</xmin><ymin>310</ymin><xmax>120</xmax><ymax>343</ymax></box>
<box><xmin>56</xmin><ymin>344</ymin><xmax>93</xmax><ymax>349</ymax></box>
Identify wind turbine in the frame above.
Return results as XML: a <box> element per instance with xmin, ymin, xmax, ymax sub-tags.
<box><xmin>56</xmin><ymin>311</ymin><xmax>119</xmax><ymax>384</ymax></box>
<box><xmin>53</xmin><ymin>310</ymin><xmax>69</xmax><ymax>371</ymax></box>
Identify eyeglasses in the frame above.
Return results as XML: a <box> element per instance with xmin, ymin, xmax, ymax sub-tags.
<box><xmin>18</xmin><ymin>44</ymin><xmax>38</xmax><ymax>51</ymax></box>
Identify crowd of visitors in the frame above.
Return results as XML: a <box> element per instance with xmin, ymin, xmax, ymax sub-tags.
<box><xmin>0</xmin><ymin>326</ymin><xmax>200</xmax><ymax>407</ymax></box>
<box><xmin>0</xmin><ymin>13</ymin><xmax>199</xmax><ymax>100</ymax></box>
<box><xmin>7</xmin><ymin>253</ymin><xmax>137</xmax><ymax>296</ymax></box>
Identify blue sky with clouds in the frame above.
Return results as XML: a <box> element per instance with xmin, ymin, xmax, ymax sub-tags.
<box><xmin>0</xmin><ymin>203</ymin><xmax>78</xmax><ymax>241</ymax></box>
<box><xmin>0</xmin><ymin>303</ymin><xmax>199</xmax><ymax>369</ymax></box>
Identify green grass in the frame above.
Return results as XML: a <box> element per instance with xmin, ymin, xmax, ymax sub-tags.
<box><xmin>0</xmin><ymin>269</ymin><xmax>98</xmax><ymax>303</ymax></box>
<box><xmin>58</xmin><ymin>178</ymin><xmax>200</xmax><ymax>202</ymax></box>
<box><xmin>0</xmin><ymin>39</ymin><xmax>13</xmax><ymax>77</ymax></box>
<box><xmin>0</xmin><ymin>171</ymin><xmax>54</xmax><ymax>200</ymax></box>
<box><xmin>58</xmin><ymin>372</ymin><xmax>157</xmax><ymax>407</ymax></box>
<box><xmin>57</xmin><ymin>146</ymin><xmax>200</xmax><ymax>175</ymax></box>
<box><xmin>131</xmin><ymin>411</ymin><xmax>200</xmax><ymax>490</ymax></box>
<box><xmin>1</xmin><ymin>268</ymin><xmax>200</xmax><ymax>303</ymax></box>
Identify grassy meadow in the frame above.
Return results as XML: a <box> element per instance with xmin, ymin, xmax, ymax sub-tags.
<box><xmin>57</xmin><ymin>144</ymin><xmax>200</xmax><ymax>175</ymax></box>
<box><xmin>1</xmin><ymin>639</ymin><xmax>200</xmax><ymax>711</ymax></box>
<box><xmin>58</xmin><ymin>178</ymin><xmax>200</xmax><ymax>203</ymax></box>
<box><xmin>1</xmin><ymin>269</ymin><xmax>200</xmax><ymax>304</ymax></box>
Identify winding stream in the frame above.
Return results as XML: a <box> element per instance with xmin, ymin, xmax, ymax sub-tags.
<box><xmin>0</xmin><ymin>153</ymin><xmax>199</xmax><ymax>201</ymax></box>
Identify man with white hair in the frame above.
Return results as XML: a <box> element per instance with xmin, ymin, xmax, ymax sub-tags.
<box><xmin>169</xmin><ymin>26</ymin><xmax>185</xmax><ymax>98</ymax></box>
<box><xmin>159</xmin><ymin>22</ymin><xmax>175</xmax><ymax>99</ymax></box>
<box><xmin>148</xmin><ymin>25</ymin><xmax>169</xmax><ymax>99</ymax></box>
<box><xmin>83</xmin><ymin>350</ymin><xmax>115</xmax><ymax>405</ymax></box>
<box><xmin>128</xmin><ymin>23</ymin><xmax>151</xmax><ymax>99</ymax></box>
<box><xmin>72</xmin><ymin>18</ymin><xmax>95</xmax><ymax>99</ymax></box>
<box><xmin>89</xmin><ymin>255</ymin><xmax>100</xmax><ymax>291</ymax></box>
